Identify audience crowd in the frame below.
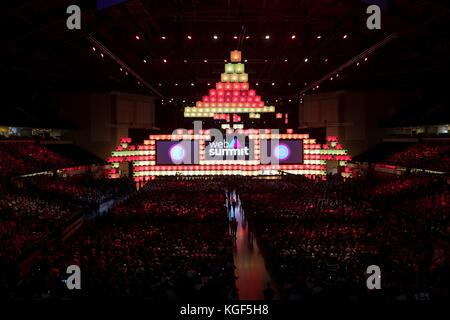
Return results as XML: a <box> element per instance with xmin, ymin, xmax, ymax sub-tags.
<box><xmin>18</xmin><ymin>181</ymin><xmax>236</xmax><ymax>300</ymax></box>
<box><xmin>381</xmin><ymin>141</ymin><xmax>450</xmax><ymax>172</ymax></box>
<box><xmin>238</xmin><ymin>175</ymin><xmax>448</xmax><ymax>300</ymax></box>
<box><xmin>0</xmin><ymin>142</ymin><xmax>76</xmax><ymax>179</ymax></box>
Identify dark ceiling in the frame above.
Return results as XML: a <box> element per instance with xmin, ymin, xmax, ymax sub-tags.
<box><xmin>1</xmin><ymin>0</ymin><xmax>449</xmax><ymax>120</ymax></box>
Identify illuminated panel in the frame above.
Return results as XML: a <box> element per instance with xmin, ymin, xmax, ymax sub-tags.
<box><xmin>156</xmin><ymin>141</ymin><xmax>199</xmax><ymax>165</ymax></box>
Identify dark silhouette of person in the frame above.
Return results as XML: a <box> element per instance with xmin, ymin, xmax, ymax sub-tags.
<box><xmin>264</xmin><ymin>282</ymin><xmax>275</xmax><ymax>301</ymax></box>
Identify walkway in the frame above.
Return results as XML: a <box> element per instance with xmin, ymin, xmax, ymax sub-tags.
<box><xmin>226</xmin><ymin>189</ymin><xmax>279</xmax><ymax>300</ymax></box>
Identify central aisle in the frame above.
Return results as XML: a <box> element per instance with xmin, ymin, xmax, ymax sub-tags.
<box><xmin>226</xmin><ymin>189</ymin><xmax>279</xmax><ymax>300</ymax></box>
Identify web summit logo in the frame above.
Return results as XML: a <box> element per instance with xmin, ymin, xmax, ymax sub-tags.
<box><xmin>208</xmin><ymin>137</ymin><xmax>249</xmax><ymax>157</ymax></box>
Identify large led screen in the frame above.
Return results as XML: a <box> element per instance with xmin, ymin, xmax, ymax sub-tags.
<box><xmin>204</xmin><ymin>136</ymin><xmax>254</xmax><ymax>161</ymax></box>
<box><xmin>156</xmin><ymin>141</ymin><xmax>199</xmax><ymax>165</ymax></box>
<box><xmin>260</xmin><ymin>140</ymin><xmax>303</xmax><ymax>164</ymax></box>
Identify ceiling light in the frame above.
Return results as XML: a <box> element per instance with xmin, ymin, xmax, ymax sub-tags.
<box><xmin>174</xmin><ymin>83</ymin><xmax>178</xmax><ymax>86</ymax></box>
<box><xmin>244</xmin><ymin>59</ymin><xmax>248</xmax><ymax>62</ymax></box>
<box><xmin>364</xmin><ymin>57</ymin><xmax>368</xmax><ymax>62</ymax></box>
<box><xmin>135</xmin><ymin>35</ymin><xmax>140</xmax><ymax>40</ymax></box>
<box><xmin>191</xmin><ymin>82</ymin><xmax>195</xmax><ymax>86</ymax></box>
<box><xmin>183</xmin><ymin>59</ymin><xmax>187</xmax><ymax>63</ymax></box>
<box><xmin>324</xmin><ymin>58</ymin><xmax>328</xmax><ymax>62</ymax></box>
<box><xmin>207</xmin><ymin>83</ymin><xmax>211</xmax><ymax>86</ymax></box>
<box><xmin>100</xmin><ymin>53</ymin><xmax>104</xmax><ymax>58</ymax></box>
<box><xmin>304</xmin><ymin>58</ymin><xmax>309</xmax><ymax>62</ymax></box>
<box><xmin>92</xmin><ymin>47</ymin><xmax>96</xmax><ymax>51</ymax></box>
<box><xmin>316</xmin><ymin>35</ymin><xmax>322</xmax><ymax>39</ymax></box>
<box><xmin>233</xmin><ymin>35</ymin><xmax>238</xmax><ymax>39</ymax></box>
<box><xmin>343</xmin><ymin>34</ymin><xmax>348</xmax><ymax>39</ymax></box>
<box><xmin>143</xmin><ymin>59</ymin><xmax>147</xmax><ymax>63</ymax></box>
<box><xmin>245</xmin><ymin>35</ymin><xmax>250</xmax><ymax>39</ymax></box>
<box><xmin>255</xmin><ymin>82</ymin><xmax>259</xmax><ymax>86</ymax></box>
<box><xmin>187</xmin><ymin>35</ymin><xmax>192</xmax><ymax>40</ymax></box>
<box><xmin>284</xmin><ymin>59</ymin><xmax>288</xmax><ymax>62</ymax></box>
<box><xmin>272</xmin><ymin>82</ymin><xmax>275</xmax><ymax>86</ymax></box>
<box><xmin>158</xmin><ymin>83</ymin><xmax>162</xmax><ymax>86</ymax></box>
<box><xmin>213</xmin><ymin>35</ymin><xmax>218</xmax><ymax>40</ymax></box>
<box><xmin>204</xmin><ymin>59</ymin><xmax>207</xmax><ymax>63</ymax></box>
<box><xmin>161</xmin><ymin>36</ymin><xmax>166</xmax><ymax>40</ymax></box>
<box><xmin>288</xmin><ymin>82</ymin><xmax>291</xmax><ymax>86</ymax></box>
<box><xmin>163</xmin><ymin>59</ymin><xmax>167</xmax><ymax>63</ymax></box>
<box><xmin>265</xmin><ymin>35</ymin><xmax>270</xmax><ymax>39</ymax></box>
<box><xmin>291</xmin><ymin>34</ymin><xmax>296</xmax><ymax>39</ymax></box>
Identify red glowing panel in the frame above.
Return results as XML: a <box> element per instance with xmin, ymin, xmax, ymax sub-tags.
<box><xmin>216</xmin><ymin>83</ymin><xmax>224</xmax><ymax>90</ymax></box>
<box><xmin>217</xmin><ymin>90</ymin><xmax>224</xmax><ymax>96</ymax></box>
<box><xmin>203</xmin><ymin>96</ymin><xmax>209</xmax><ymax>102</ymax></box>
<box><xmin>248</xmin><ymin>89</ymin><xmax>255</xmax><ymax>97</ymax></box>
<box><xmin>241</xmin><ymin>83</ymin><xmax>249</xmax><ymax>90</ymax></box>
<box><xmin>209</xmin><ymin>89</ymin><xmax>217</xmax><ymax>96</ymax></box>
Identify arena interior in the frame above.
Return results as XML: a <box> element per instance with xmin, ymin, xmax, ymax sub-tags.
<box><xmin>0</xmin><ymin>0</ymin><xmax>449</xmax><ymax>311</ymax></box>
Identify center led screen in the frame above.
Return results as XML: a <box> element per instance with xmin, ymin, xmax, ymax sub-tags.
<box><xmin>204</xmin><ymin>136</ymin><xmax>254</xmax><ymax>161</ymax></box>
<box><xmin>156</xmin><ymin>141</ymin><xmax>199</xmax><ymax>165</ymax></box>
<box><xmin>261</xmin><ymin>140</ymin><xmax>303</xmax><ymax>164</ymax></box>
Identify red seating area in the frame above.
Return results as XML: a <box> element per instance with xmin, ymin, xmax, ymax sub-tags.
<box><xmin>18</xmin><ymin>181</ymin><xmax>236</xmax><ymax>300</ymax></box>
<box><xmin>238</xmin><ymin>175</ymin><xmax>448</xmax><ymax>300</ymax></box>
<box><xmin>381</xmin><ymin>141</ymin><xmax>450</xmax><ymax>172</ymax></box>
<box><xmin>0</xmin><ymin>141</ymin><xmax>76</xmax><ymax>179</ymax></box>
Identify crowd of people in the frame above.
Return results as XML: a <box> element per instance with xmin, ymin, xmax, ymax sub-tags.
<box><xmin>381</xmin><ymin>141</ymin><xmax>450</xmax><ymax>172</ymax></box>
<box><xmin>21</xmin><ymin>175</ymin><xmax>135</xmax><ymax>210</ymax></box>
<box><xmin>1</xmin><ymin>169</ymin><xmax>448</xmax><ymax>301</ymax></box>
<box><xmin>0</xmin><ymin>174</ymin><xmax>136</xmax><ymax>298</ymax></box>
<box><xmin>237</xmin><ymin>175</ymin><xmax>449</xmax><ymax>300</ymax></box>
<box><xmin>17</xmin><ymin>180</ymin><xmax>237</xmax><ymax>300</ymax></box>
<box><xmin>0</xmin><ymin>141</ymin><xmax>76</xmax><ymax>180</ymax></box>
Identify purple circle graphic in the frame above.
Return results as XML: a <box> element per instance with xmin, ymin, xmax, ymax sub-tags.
<box><xmin>169</xmin><ymin>144</ymin><xmax>186</xmax><ymax>163</ymax></box>
<box><xmin>273</xmin><ymin>143</ymin><xmax>290</xmax><ymax>160</ymax></box>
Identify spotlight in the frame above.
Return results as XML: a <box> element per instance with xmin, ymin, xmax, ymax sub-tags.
<box><xmin>245</xmin><ymin>35</ymin><xmax>250</xmax><ymax>39</ymax></box>
<box><xmin>213</xmin><ymin>35</ymin><xmax>218</xmax><ymax>40</ymax></box>
<box><xmin>265</xmin><ymin>35</ymin><xmax>270</xmax><ymax>39</ymax></box>
<box><xmin>161</xmin><ymin>36</ymin><xmax>166</xmax><ymax>40</ymax></box>
<box><xmin>233</xmin><ymin>35</ymin><xmax>238</xmax><ymax>39</ymax></box>
<box><xmin>343</xmin><ymin>34</ymin><xmax>348</xmax><ymax>39</ymax></box>
<box><xmin>316</xmin><ymin>35</ymin><xmax>322</xmax><ymax>39</ymax></box>
<box><xmin>135</xmin><ymin>35</ymin><xmax>140</xmax><ymax>40</ymax></box>
<box><xmin>291</xmin><ymin>34</ymin><xmax>296</xmax><ymax>39</ymax></box>
<box><xmin>163</xmin><ymin>59</ymin><xmax>167</xmax><ymax>63</ymax></box>
<box><xmin>143</xmin><ymin>59</ymin><xmax>147</xmax><ymax>63</ymax></box>
<box><xmin>187</xmin><ymin>35</ymin><xmax>192</xmax><ymax>40</ymax></box>
<box><xmin>272</xmin><ymin>82</ymin><xmax>275</xmax><ymax>86</ymax></box>
<box><xmin>304</xmin><ymin>58</ymin><xmax>309</xmax><ymax>62</ymax></box>
<box><xmin>364</xmin><ymin>57</ymin><xmax>368</xmax><ymax>62</ymax></box>
<box><xmin>204</xmin><ymin>59</ymin><xmax>207</xmax><ymax>63</ymax></box>
<box><xmin>92</xmin><ymin>47</ymin><xmax>96</xmax><ymax>51</ymax></box>
<box><xmin>191</xmin><ymin>82</ymin><xmax>195</xmax><ymax>86</ymax></box>
<box><xmin>284</xmin><ymin>59</ymin><xmax>288</xmax><ymax>62</ymax></box>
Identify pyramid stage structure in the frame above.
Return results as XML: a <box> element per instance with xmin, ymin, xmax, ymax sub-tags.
<box><xmin>106</xmin><ymin>51</ymin><xmax>352</xmax><ymax>181</ymax></box>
